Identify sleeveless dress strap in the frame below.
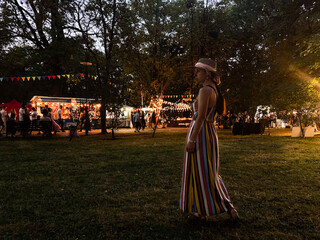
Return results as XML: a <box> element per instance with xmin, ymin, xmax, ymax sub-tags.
<box><xmin>205</xmin><ymin>85</ymin><xmax>218</xmax><ymax>121</ymax></box>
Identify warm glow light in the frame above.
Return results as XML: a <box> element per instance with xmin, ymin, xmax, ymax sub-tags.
<box><xmin>289</xmin><ymin>64</ymin><xmax>320</xmax><ymax>92</ymax></box>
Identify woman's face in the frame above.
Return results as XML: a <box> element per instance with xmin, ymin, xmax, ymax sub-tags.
<box><xmin>194</xmin><ymin>67</ymin><xmax>206</xmax><ymax>84</ymax></box>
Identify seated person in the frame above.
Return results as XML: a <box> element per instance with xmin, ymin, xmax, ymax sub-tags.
<box><xmin>40</xmin><ymin>109</ymin><xmax>51</xmax><ymax>122</ymax></box>
<box><xmin>40</xmin><ymin>109</ymin><xmax>52</xmax><ymax>135</ymax></box>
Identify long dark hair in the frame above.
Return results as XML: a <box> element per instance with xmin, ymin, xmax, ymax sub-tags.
<box><xmin>214</xmin><ymin>83</ymin><xmax>226</xmax><ymax>116</ymax></box>
<box><xmin>210</xmin><ymin>72</ymin><xmax>226</xmax><ymax>116</ymax></box>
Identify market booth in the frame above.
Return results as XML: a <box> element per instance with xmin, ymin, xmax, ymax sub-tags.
<box><xmin>30</xmin><ymin>96</ymin><xmax>98</xmax><ymax>116</ymax></box>
<box><xmin>30</xmin><ymin>96</ymin><xmax>134</xmax><ymax>128</ymax></box>
<box><xmin>30</xmin><ymin>96</ymin><xmax>99</xmax><ymax>128</ymax></box>
<box><xmin>0</xmin><ymin>99</ymin><xmax>32</xmax><ymax>120</ymax></box>
<box><xmin>105</xmin><ymin>105</ymin><xmax>134</xmax><ymax>128</ymax></box>
<box><xmin>149</xmin><ymin>97</ymin><xmax>193</xmax><ymax>127</ymax></box>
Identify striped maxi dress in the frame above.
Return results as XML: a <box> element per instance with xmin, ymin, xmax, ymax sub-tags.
<box><xmin>180</xmin><ymin>96</ymin><xmax>234</xmax><ymax>216</ymax></box>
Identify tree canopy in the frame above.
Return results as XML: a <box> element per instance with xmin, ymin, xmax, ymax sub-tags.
<box><xmin>0</xmin><ymin>0</ymin><xmax>319</xmax><ymax>112</ymax></box>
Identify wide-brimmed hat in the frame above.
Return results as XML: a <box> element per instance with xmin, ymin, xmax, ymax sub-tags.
<box><xmin>193</xmin><ymin>58</ymin><xmax>217</xmax><ymax>73</ymax></box>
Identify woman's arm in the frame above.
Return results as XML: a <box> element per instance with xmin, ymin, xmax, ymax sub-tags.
<box><xmin>186</xmin><ymin>87</ymin><xmax>216</xmax><ymax>152</ymax></box>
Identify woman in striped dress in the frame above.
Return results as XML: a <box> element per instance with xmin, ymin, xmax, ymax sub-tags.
<box><xmin>180</xmin><ymin>58</ymin><xmax>239</xmax><ymax>221</ymax></box>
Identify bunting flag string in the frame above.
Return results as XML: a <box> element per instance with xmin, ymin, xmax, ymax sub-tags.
<box><xmin>155</xmin><ymin>94</ymin><xmax>195</xmax><ymax>99</ymax></box>
<box><xmin>0</xmin><ymin>73</ymin><xmax>97</xmax><ymax>82</ymax></box>
<box><xmin>0</xmin><ymin>73</ymin><xmax>120</xmax><ymax>89</ymax></box>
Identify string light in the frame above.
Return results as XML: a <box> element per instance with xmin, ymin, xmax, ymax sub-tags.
<box><xmin>149</xmin><ymin>97</ymin><xmax>192</xmax><ymax>112</ymax></box>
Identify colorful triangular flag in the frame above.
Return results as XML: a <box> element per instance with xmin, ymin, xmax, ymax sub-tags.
<box><xmin>22</xmin><ymin>77</ymin><xmax>25</xmax><ymax>81</ymax></box>
<box><xmin>27</xmin><ymin>77</ymin><xmax>30</xmax><ymax>81</ymax></box>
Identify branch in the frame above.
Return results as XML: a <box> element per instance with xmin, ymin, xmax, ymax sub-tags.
<box><xmin>12</xmin><ymin>0</ymin><xmax>43</xmax><ymax>49</ymax></box>
<box><xmin>97</xmin><ymin>0</ymin><xmax>109</xmax><ymax>58</ymax></box>
<box><xmin>27</xmin><ymin>0</ymin><xmax>49</xmax><ymax>47</ymax></box>
<box><xmin>71</xmin><ymin>2</ymin><xmax>100</xmax><ymax>67</ymax></box>
<box><xmin>18</xmin><ymin>0</ymin><xmax>36</xmax><ymax>22</ymax></box>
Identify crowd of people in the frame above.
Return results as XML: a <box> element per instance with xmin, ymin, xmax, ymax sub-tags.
<box><xmin>0</xmin><ymin>102</ymin><xmax>108</xmax><ymax>138</ymax></box>
<box><xmin>131</xmin><ymin>110</ymin><xmax>168</xmax><ymax>132</ymax></box>
<box><xmin>0</xmin><ymin>104</ymin><xmax>68</xmax><ymax>137</ymax></box>
<box><xmin>2</xmin><ymin>101</ymin><xmax>320</xmax><ymax>138</ymax></box>
<box><xmin>214</xmin><ymin>109</ymin><xmax>320</xmax><ymax>130</ymax></box>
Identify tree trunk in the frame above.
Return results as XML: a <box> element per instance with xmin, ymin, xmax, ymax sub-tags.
<box><xmin>99</xmin><ymin>0</ymin><xmax>117</xmax><ymax>135</ymax></box>
<box><xmin>50</xmin><ymin>0</ymin><xmax>65</xmax><ymax>96</ymax></box>
<box><xmin>100</xmin><ymin>94</ymin><xmax>107</xmax><ymax>134</ymax></box>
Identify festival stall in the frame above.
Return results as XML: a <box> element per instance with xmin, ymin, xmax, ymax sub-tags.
<box><xmin>106</xmin><ymin>105</ymin><xmax>134</xmax><ymax>128</ymax></box>
<box><xmin>30</xmin><ymin>96</ymin><xmax>99</xmax><ymax>128</ymax></box>
<box><xmin>0</xmin><ymin>99</ymin><xmax>32</xmax><ymax>120</ymax></box>
<box><xmin>30</xmin><ymin>96</ymin><xmax>135</xmax><ymax>128</ymax></box>
<box><xmin>148</xmin><ymin>97</ymin><xmax>193</xmax><ymax>127</ymax></box>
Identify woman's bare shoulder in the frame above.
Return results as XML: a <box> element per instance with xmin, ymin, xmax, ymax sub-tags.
<box><xmin>199</xmin><ymin>86</ymin><xmax>213</xmax><ymax>95</ymax></box>
<box><xmin>199</xmin><ymin>85</ymin><xmax>217</xmax><ymax>97</ymax></box>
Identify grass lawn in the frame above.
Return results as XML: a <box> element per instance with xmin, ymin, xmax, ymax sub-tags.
<box><xmin>0</xmin><ymin>129</ymin><xmax>319</xmax><ymax>239</ymax></box>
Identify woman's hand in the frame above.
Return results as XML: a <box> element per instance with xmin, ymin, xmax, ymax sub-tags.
<box><xmin>186</xmin><ymin>140</ymin><xmax>196</xmax><ymax>152</ymax></box>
